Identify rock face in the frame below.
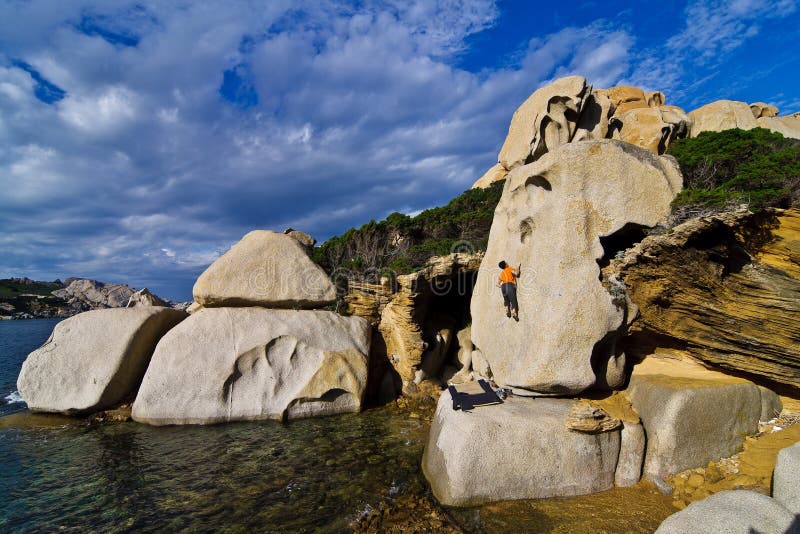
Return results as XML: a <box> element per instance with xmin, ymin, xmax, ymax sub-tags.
<box><xmin>627</xmin><ymin>357</ymin><xmax>779</xmax><ymax>478</ymax></box>
<box><xmin>193</xmin><ymin>230</ymin><xmax>336</xmax><ymax>308</ymax></box>
<box><xmin>470</xmin><ymin>140</ymin><xmax>682</xmax><ymax>394</ymax></box>
<box><xmin>126</xmin><ymin>288</ymin><xmax>169</xmax><ymax>307</ymax></box>
<box><xmin>18</xmin><ymin>307</ymin><xmax>187</xmax><ymax>414</ymax></box>
<box><xmin>52</xmin><ymin>278</ymin><xmax>137</xmax><ymax>310</ymax></box>
<box><xmin>347</xmin><ymin>253</ymin><xmax>482</xmax><ymax>389</ymax></box>
<box><xmin>132</xmin><ymin>308</ymin><xmax>370</xmax><ymax>425</ymax></box>
<box><xmin>773</xmin><ymin>441</ymin><xmax>800</xmax><ymax>513</ymax></box>
<box><xmin>498</xmin><ymin>75</ymin><xmax>590</xmax><ymax>170</ymax></box>
<box><xmin>422</xmin><ymin>394</ymin><xmax>621</xmax><ymax>506</ymax></box>
<box><xmin>613</xmin><ymin>209</ymin><xmax>800</xmax><ymax>389</ymax></box>
<box><xmin>655</xmin><ymin>490</ymin><xmax>798</xmax><ymax>534</ymax></box>
<box><xmin>689</xmin><ymin>100</ymin><xmax>759</xmax><ymax>135</ymax></box>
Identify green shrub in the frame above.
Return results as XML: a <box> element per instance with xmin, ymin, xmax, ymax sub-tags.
<box><xmin>667</xmin><ymin>128</ymin><xmax>800</xmax><ymax>216</ymax></box>
<box><xmin>313</xmin><ymin>180</ymin><xmax>504</xmax><ymax>275</ymax></box>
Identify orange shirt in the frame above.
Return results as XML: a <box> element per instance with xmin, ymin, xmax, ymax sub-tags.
<box><xmin>498</xmin><ymin>266</ymin><xmax>516</xmax><ymax>284</ymax></box>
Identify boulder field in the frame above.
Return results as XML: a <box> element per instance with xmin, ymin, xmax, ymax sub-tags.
<box><xmin>18</xmin><ymin>230</ymin><xmax>371</xmax><ymax>424</ymax></box>
<box><xmin>472</xmin><ymin>80</ymin><xmax>800</xmax><ymax>191</ymax></box>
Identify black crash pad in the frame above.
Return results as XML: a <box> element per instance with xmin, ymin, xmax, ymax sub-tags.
<box><xmin>448</xmin><ymin>379</ymin><xmax>502</xmax><ymax>411</ymax></box>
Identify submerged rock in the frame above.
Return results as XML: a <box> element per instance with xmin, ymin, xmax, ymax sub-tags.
<box><xmin>193</xmin><ymin>230</ymin><xmax>336</xmax><ymax>309</ymax></box>
<box><xmin>655</xmin><ymin>490</ymin><xmax>797</xmax><ymax>534</ymax></box>
<box><xmin>18</xmin><ymin>307</ymin><xmax>187</xmax><ymax>414</ymax></box>
<box><xmin>470</xmin><ymin>140</ymin><xmax>681</xmax><ymax>394</ymax></box>
<box><xmin>422</xmin><ymin>393</ymin><xmax>621</xmax><ymax>506</ymax></box>
<box><xmin>132</xmin><ymin>308</ymin><xmax>370</xmax><ymax>425</ymax></box>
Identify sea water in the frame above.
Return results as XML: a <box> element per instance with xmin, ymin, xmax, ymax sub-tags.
<box><xmin>0</xmin><ymin>319</ymin><xmax>677</xmax><ymax>533</ymax></box>
<box><xmin>0</xmin><ymin>319</ymin><xmax>430</xmax><ymax>532</ymax></box>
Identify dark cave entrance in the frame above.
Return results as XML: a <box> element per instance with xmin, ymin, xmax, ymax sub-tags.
<box><xmin>596</xmin><ymin>223</ymin><xmax>649</xmax><ymax>273</ymax></box>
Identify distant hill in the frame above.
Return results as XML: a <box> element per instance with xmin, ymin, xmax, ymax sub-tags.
<box><xmin>0</xmin><ymin>277</ymin><xmax>180</xmax><ymax>319</ymax></box>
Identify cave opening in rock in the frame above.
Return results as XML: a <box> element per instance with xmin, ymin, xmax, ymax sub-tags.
<box><xmin>417</xmin><ymin>269</ymin><xmax>478</xmax><ymax>385</ymax></box>
<box><xmin>597</xmin><ymin>223</ymin><xmax>648</xmax><ymax>273</ymax></box>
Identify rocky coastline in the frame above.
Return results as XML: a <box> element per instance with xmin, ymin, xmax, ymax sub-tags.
<box><xmin>0</xmin><ymin>277</ymin><xmax>189</xmax><ymax>320</ymax></box>
<box><xmin>9</xmin><ymin>76</ymin><xmax>800</xmax><ymax>532</ymax></box>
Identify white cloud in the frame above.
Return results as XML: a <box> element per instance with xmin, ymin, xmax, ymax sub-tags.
<box><xmin>59</xmin><ymin>85</ymin><xmax>140</xmax><ymax>134</ymax></box>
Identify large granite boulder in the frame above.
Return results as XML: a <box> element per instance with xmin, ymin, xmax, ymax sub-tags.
<box><xmin>498</xmin><ymin>76</ymin><xmax>590</xmax><ymax>170</ymax></box>
<box><xmin>193</xmin><ymin>230</ymin><xmax>336</xmax><ymax>308</ymax></box>
<box><xmin>689</xmin><ymin>100</ymin><xmax>758</xmax><ymax>135</ymax></box>
<box><xmin>422</xmin><ymin>393</ymin><xmax>621</xmax><ymax>506</ymax></box>
<box><xmin>627</xmin><ymin>357</ymin><xmax>780</xmax><ymax>478</ymax></box>
<box><xmin>773</xmin><ymin>441</ymin><xmax>800</xmax><ymax>513</ymax></box>
<box><xmin>132</xmin><ymin>308</ymin><xmax>370</xmax><ymax>425</ymax></box>
<box><xmin>655</xmin><ymin>491</ymin><xmax>798</xmax><ymax>534</ymax></box>
<box><xmin>757</xmin><ymin>115</ymin><xmax>800</xmax><ymax>140</ymax></box>
<box><xmin>18</xmin><ymin>307</ymin><xmax>187</xmax><ymax>414</ymax></box>
<box><xmin>470</xmin><ymin>140</ymin><xmax>682</xmax><ymax>394</ymax></box>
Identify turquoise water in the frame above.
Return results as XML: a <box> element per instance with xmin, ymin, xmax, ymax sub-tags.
<box><xmin>0</xmin><ymin>319</ymin><xmax>430</xmax><ymax>532</ymax></box>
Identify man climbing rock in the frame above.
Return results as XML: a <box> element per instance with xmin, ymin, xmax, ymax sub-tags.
<box><xmin>496</xmin><ymin>260</ymin><xmax>520</xmax><ymax>321</ymax></box>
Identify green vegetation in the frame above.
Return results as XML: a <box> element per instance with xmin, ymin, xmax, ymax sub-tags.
<box><xmin>0</xmin><ymin>278</ymin><xmax>63</xmax><ymax>299</ymax></box>
<box><xmin>667</xmin><ymin>128</ymin><xmax>800</xmax><ymax>217</ymax></box>
<box><xmin>313</xmin><ymin>180</ymin><xmax>504</xmax><ymax>275</ymax></box>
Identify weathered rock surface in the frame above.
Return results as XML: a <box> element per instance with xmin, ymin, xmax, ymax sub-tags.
<box><xmin>757</xmin><ymin>115</ymin><xmax>800</xmax><ymax>140</ymax></box>
<box><xmin>574</xmin><ymin>91</ymin><xmax>616</xmax><ymax>142</ymax></box>
<box><xmin>689</xmin><ymin>100</ymin><xmax>759</xmax><ymax>135</ymax></box>
<box><xmin>18</xmin><ymin>307</ymin><xmax>187</xmax><ymax>414</ymax></box>
<box><xmin>773</xmin><ymin>441</ymin><xmax>800</xmax><ymax>513</ymax></box>
<box><xmin>498</xmin><ymin>76</ymin><xmax>590</xmax><ymax>170</ymax></box>
<box><xmin>193</xmin><ymin>230</ymin><xmax>336</xmax><ymax>308</ymax></box>
<box><xmin>422</xmin><ymin>394</ymin><xmax>621</xmax><ymax>506</ymax></box>
<box><xmin>655</xmin><ymin>490</ymin><xmax>798</xmax><ymax>534</ymax></box>
<box><xmin>613</xmin><ymin>209</ymin><xmax>800</xmax><ymax>389</ymax></box>
<box><xmin>627</xmin><ymin>357</ymin><xmax>778</xmax><ymax>478</ymax></box>
<box><xmin>471</xmin><ymin>140</ymin><xmax>682</xmax><ymax>394</ymax></box>
<box><xmin>361</xmin><ymin>253</ymin><xmax>481</xmax><ymax>388</ymax></box>
<box><xmin>132</xmin><ymin>308</ymin><xmax>370</xmax><ymax>425</ymax></box>
<box><xmin>750</xmin><ymin>102</ymin><xmax>779</xmax><ymax>119</ymax></box>
<box><xmin>52</xmin><ymin>278</ymin><xmax>137</xmax><ymax>310</ymax></box>
<box><xmin>565</xmin><ymin>402</ymin><xmax>621</xmax><ymax>433</ymax></box>
<box><xmin>471</xmin><ymin>163</ymin><xmax>508</xmax><ymax>189</ymax></box>
<box><xmin>126</xmin><ymin>288</ymin><xmax>169</xmax><ymax>307</ymax></box>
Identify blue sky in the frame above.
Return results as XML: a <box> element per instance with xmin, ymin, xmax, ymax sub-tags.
<box><xmin>1</xmin><ymin>0</ymin><xmax>799</xmax><ymax>300</ymax></box>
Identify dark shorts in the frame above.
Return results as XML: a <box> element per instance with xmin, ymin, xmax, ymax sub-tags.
<box><xmin>501</xmin><ymin>282</ymin><xmax>518</xmax><ymax>310</ymax></box>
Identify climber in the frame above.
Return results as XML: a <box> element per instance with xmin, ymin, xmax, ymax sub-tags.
<box><xmin>496</xmin><ymin>260</ymin><xmax>520</xmax><ymax>321</ymax></box>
